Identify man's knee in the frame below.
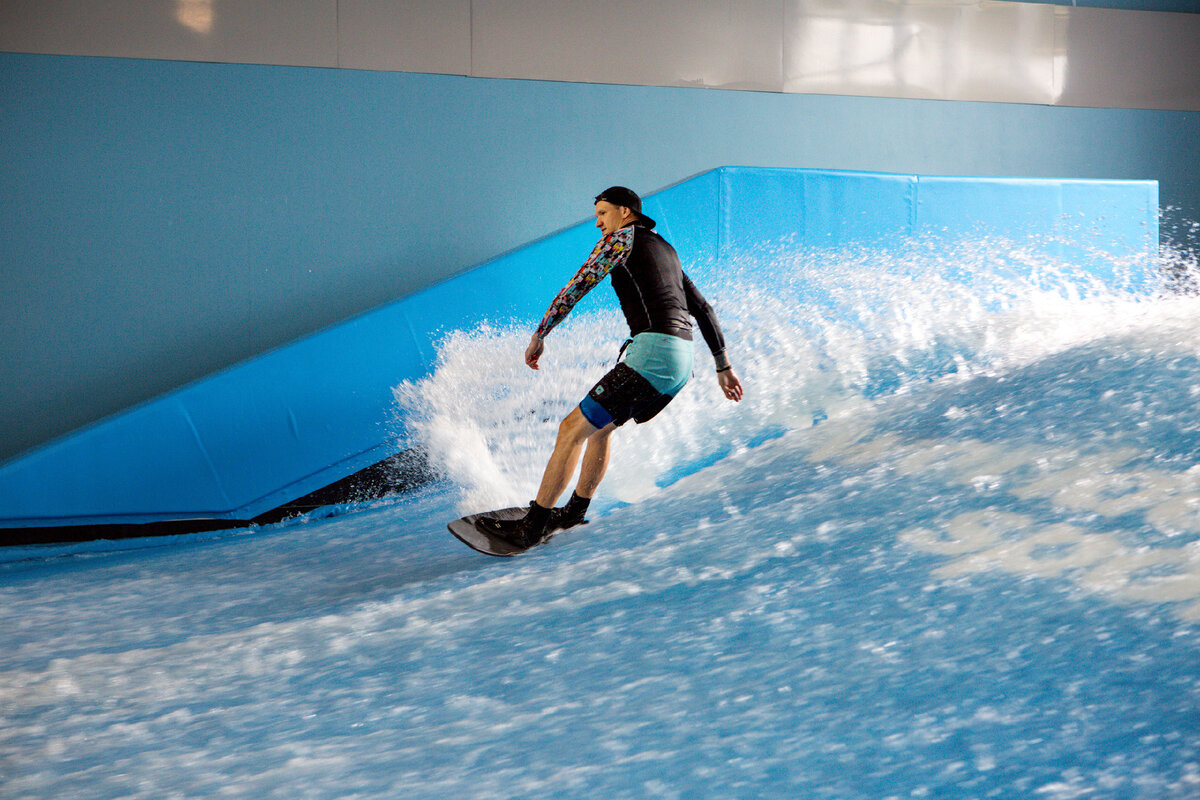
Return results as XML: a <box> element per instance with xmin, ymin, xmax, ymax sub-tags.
<box><xmin>557</xmin><ymin>406</ymin><xmax>597</xmax><ymax>445</ymax></box>
<box><xmin>588</xmin><ymin>423</ymin><xmax>616</xmax><ymax>444</ymax></box>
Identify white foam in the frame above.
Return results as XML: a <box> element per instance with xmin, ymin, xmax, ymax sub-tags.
<box><xmin>394</xmin><ymin>236</ymin><xmax>1196</xmax><ymax>515</ymax></box>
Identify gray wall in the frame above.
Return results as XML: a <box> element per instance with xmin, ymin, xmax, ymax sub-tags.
<box><xmin>1</xmin><ymin>0</ymin><xmax>1199</xmax><ymax>464</ymax></box>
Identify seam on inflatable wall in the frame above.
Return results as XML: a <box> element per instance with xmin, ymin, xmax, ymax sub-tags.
<box><xmin>715</xmin><ymin>167</ymin><xmax>724</xmax><ymax>261</ymax></box>
<box><xmin>909</xmin><ymin>176</ymin><xmax>920</xmax><ymax>237</ymax></box>
<box><xmin>178</xmin><ymin>401</ymin><xmax>233</xmax><ymax>510</ymax></box>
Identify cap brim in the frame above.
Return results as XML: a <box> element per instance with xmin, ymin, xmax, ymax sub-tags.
<box><xmin>638</xmin><ymin>213</ymin><xmax>657</xmax><ymax>230</ymax></box>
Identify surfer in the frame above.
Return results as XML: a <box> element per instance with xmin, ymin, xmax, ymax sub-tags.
<box><xmin>476</xmin><ymin>186</ymin><xmax>743</xmax><ymax>548</ymax></box>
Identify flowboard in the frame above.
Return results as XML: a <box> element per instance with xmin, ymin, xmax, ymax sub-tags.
<box><xmin>447</xmin><ymin>506</ymin><xmax>531</xmax><ymax>557</ymax></box>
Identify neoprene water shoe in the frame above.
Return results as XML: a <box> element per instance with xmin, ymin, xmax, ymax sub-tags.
<box><xmin>477</xmin><ymin>502</ymin><xmax>552</xmax><ymax>549</ymax></box>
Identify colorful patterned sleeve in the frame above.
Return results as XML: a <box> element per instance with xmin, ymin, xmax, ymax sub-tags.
<box><xmin>535</xmin><ymin>227</ymin><xmax>634</xmax><ymax>338</ymax></box>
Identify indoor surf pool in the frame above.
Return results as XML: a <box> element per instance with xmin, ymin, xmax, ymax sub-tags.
<box><xmin>3</xmin><ymin>233</ymin><xmax>1199</xmax><ymax>799</ymax></box>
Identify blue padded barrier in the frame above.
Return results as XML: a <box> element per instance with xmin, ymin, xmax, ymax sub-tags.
<box><xmin>719</xmin><ymin>168</ymin><xmax>918</xmax><ymax>255</ymax></box>
<box><xmin>0</xmin><ymin>167</ymin><xmax>1157</xmax><ymax>529</ymax></box>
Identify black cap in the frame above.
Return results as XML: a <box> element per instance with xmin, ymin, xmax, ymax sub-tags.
<box><xmin>594</xmin><ymin>186</ymin><xmax>656</xmax><ymax>230</ymax></box>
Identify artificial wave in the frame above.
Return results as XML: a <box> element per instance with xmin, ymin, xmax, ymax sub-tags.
<box><xmin>3</xmin><ymin>192</ymin><xmax>1199</xmax><ymax>798</ymax></box>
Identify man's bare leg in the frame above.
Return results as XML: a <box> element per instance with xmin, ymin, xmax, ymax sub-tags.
<box><xmin>477</xmin><ymin>408</ymin><xmax>613</xmax><ymax>546</ymax></box>
<box><xmin>575</xmin><ymin>425</ymin><xmax>614</xmax><ymax>499</ymax></box>
<box><xmin>534</xmin><ymin>407</ymin><xmax>616</xmax><ymax>509</ymax></box>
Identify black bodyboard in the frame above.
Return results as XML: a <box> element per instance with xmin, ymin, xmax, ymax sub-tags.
<box><xmin>447</xmin><ymin>506</ymin><xmax>532</xmax><ymax>557</ymax></box>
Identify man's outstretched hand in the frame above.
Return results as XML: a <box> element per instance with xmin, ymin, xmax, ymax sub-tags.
<box><xmin>718</xmin><ymin>368</ymin><xmax>744</xmax><ymax>402</ymax></box>
<box><xmin>525</xmin><ymin>333</ymin><xmax>545</xmax><ymax>370</ymax></box>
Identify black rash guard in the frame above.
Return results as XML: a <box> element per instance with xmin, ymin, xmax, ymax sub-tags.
<box><xmin>536</xmin><ymin>221</ymin><xmax>728</xmax><ymax>366</ymax></box>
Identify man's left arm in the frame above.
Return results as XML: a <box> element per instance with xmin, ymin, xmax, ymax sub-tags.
<box><xmin>683</xmin><ymin>273</ymin><xmax>743</xmax><ymax>402</ymax></box>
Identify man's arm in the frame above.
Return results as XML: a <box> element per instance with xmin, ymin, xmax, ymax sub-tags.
<box><xmin>683</xmin><ymin>272</ymin><xmax>743</xmax><ymax>402</ymax></box>
<box><xmin>682</xmin><ymin>273</ymin><xmax>726</xmax><ymax>363</ymax></box>
<box><xmin>526</xmin><ymin>228</ymin><xmax>634</xmax><ymax>369</ymax></box>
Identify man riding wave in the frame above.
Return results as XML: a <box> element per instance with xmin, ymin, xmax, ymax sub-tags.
<box><xmin>477</xmin><ymin>186</ymin><xmax>744</xmax><ymax>548</ymax></box>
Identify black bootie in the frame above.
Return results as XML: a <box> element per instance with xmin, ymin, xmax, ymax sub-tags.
<box><xmin>548</xmin><ymin>492</ymin><xmax>591</xmax><ymax>533</ymax></box>
<box><xmin>478</xmin><ymin>501</ymin><xmax>553</xmax><ymax>549</ymax></box>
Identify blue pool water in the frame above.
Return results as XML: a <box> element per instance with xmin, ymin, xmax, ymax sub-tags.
<box><xmin>2</xmin><ymin>239</ymin><xmax>1199</xmax><ymax>798</ymax></box>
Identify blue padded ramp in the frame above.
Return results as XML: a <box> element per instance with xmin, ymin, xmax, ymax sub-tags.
<box><xmin>0</xmin><ymin>168</ymin><xmax>1158</xmax><ymax>529</ymax></box>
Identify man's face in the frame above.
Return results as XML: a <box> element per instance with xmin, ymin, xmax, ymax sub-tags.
<box><xmin>595</xmin><ymin>200</ymin><xmax>635</xmax><ymax>235</ymax></box>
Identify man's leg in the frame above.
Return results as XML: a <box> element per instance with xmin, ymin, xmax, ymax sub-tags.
<box><xmin>539</xmin><ymin>412</ymin><xmax>615</xmax><ymax>533</ymax></box>
<box><xmin>575</xmin><ymin>424</ymin><xmax>615</xmax><ymax>499</ymax></box>
<box><xmin>534</xmin><ymin>406</ymin><xmax>615</xmax><ymax>508</ymax></box>
<box><xmin>478</xmin><ymin>407</ymin><xmax>615</xmax><ymax>547</ymax></box>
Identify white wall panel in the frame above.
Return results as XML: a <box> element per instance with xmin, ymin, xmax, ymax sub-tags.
<box><xmin>471</xmin><ymin>0</ymin><xmax>785</xmax><ymax>91</ymax></box>
<box><xmin>0</xmin><ymin>0</ymin><xmax>1197</xmax><ymax>110</ymax></box>
<box><xmin>782</xmin><ymin>1</ymin><xmax>1062</xmax><ymax>104</ymax></box>
<box><xmin>338</xmin><ymin>0</ymin><xmax>470</xmax><ymax>74</ymax></box>
<box><xmin>0</xmin><ymin>0</ymin><xmax>338</xmax><ymax>67</ymax></box>
<box><xmin>1057</xmin><ymin>7</ymin><xmax>1200</xmax><ymax>110</ymax></box>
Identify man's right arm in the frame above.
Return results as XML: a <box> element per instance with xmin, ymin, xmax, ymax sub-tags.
<box><xmin>534</xmin><ymin>228</ymin><xmax>634</xmax><ymax>340</ymax></box>
<box><xmin>525</xmin><ymin>228</ymin><xmax>634</xmax><ymax>370</ymax></box>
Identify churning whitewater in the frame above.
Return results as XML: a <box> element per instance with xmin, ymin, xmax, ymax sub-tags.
<box><xmin>2</xmin><ymin>236</ymin><xmax>1199</xmax><ymax>799</ymax></box>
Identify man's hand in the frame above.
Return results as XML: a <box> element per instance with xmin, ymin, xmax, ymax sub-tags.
<box><xmin>718</xmin><ymin>368</ymin><xmax>743</xmax><ymax>402</ymax></box>
<box><xmin>525</xmin><ymin>333</ymin><xmax>545</xmax><ymax>370</ymax></box>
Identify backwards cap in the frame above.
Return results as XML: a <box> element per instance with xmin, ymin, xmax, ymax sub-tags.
<box><xmin>594</xmin><ymin>186</ymin><xmax>656</xmax><ymax>230</ymax></box>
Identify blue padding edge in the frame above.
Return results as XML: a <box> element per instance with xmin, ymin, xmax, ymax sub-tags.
<box><xmin>0</xmin><ymin>167</ymin><xmax>1157</xmax><ymax>528</ymax></box>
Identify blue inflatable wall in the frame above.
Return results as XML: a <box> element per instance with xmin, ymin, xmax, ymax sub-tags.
<box><xmin>0</xmin><ymin>167</ymin><xmax>1158</xmax><ymax>530</ymax></box>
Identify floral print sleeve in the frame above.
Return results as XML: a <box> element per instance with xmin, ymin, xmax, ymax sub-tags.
<box><xmin>535</xmin><ymin>227</ymin><xmax>634</xmax><ymax>338</ymax></box>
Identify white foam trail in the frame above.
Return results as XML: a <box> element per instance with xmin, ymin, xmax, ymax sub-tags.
<box><xmin>394</xmin><ymin>234</ymin><xmax>1195</xmax><ymax>516</ymax></box>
